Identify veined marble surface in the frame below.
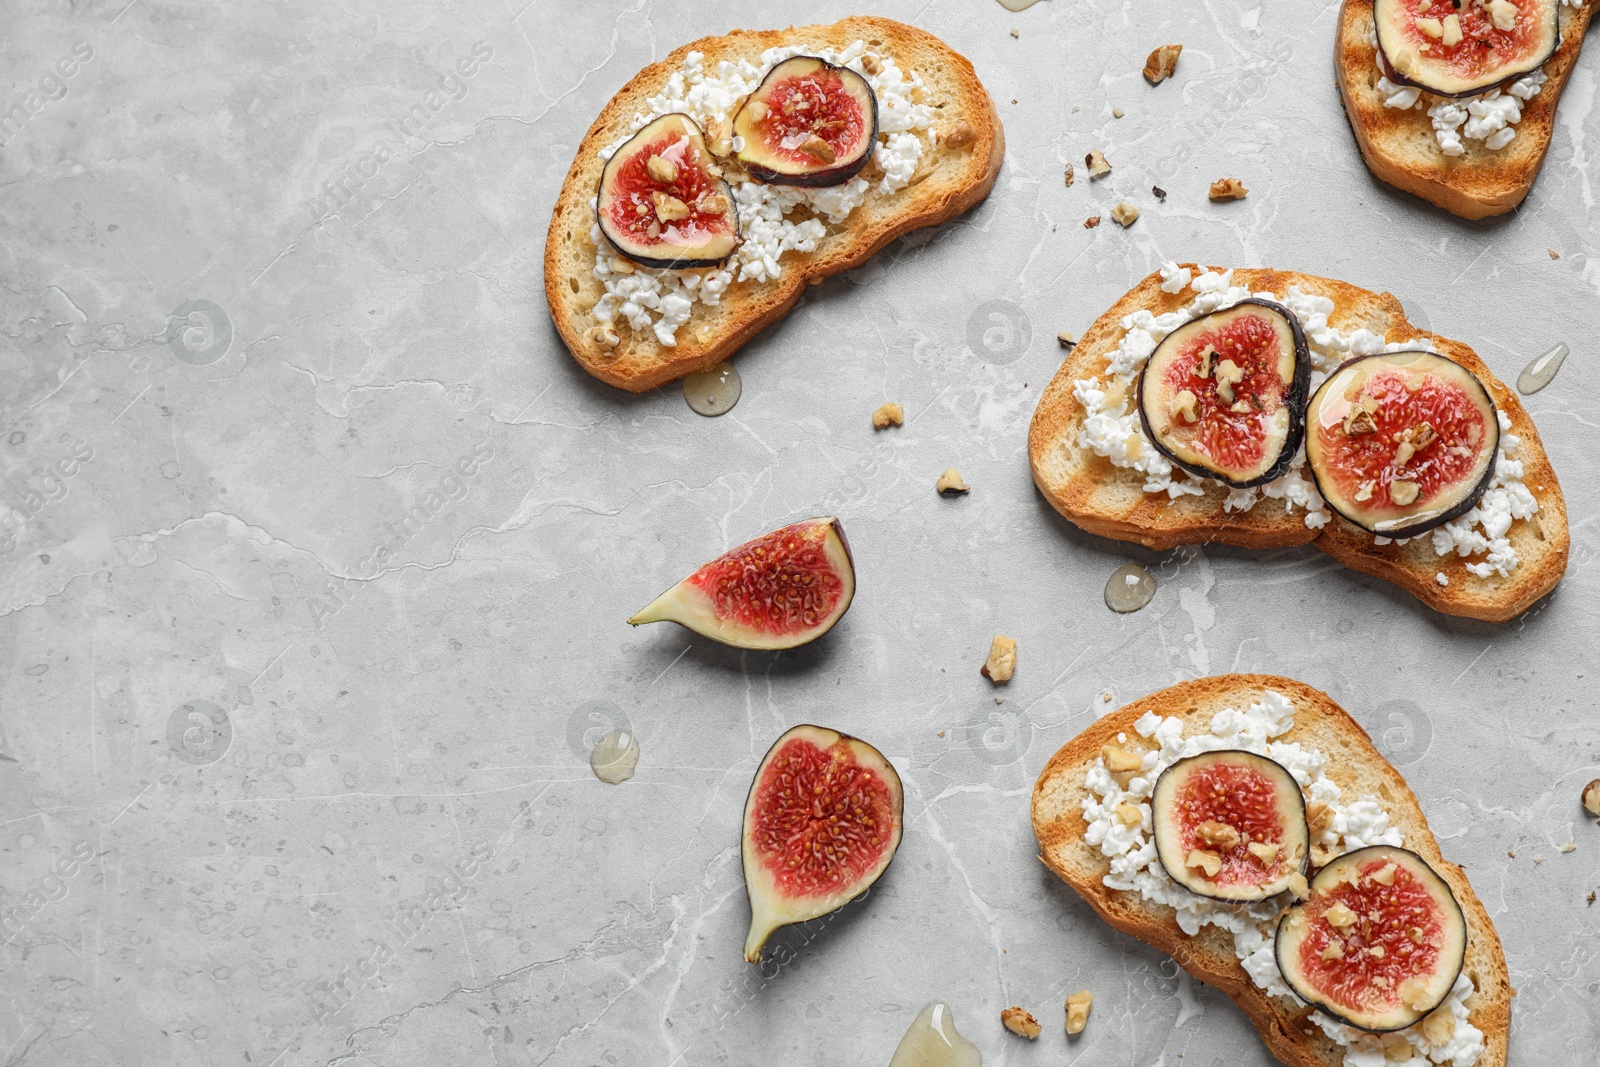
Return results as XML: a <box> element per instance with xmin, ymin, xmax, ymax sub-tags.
<box><xmin>1</xmin><ymin>1</ymin><xmax>1596</xmax><ymax>1065</ymax></box>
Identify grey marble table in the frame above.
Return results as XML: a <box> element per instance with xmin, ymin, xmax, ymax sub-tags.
<box><xmin>0</xmin><ymin>0</ymin><xmax>1596</xmax><ymax>1065</ymax></box>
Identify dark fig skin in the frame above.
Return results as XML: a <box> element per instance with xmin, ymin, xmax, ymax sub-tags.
<box><xmin>733</xmin><ymin>57</ymin><xmax>879</xmax><ymax>188</ymax></box>
<box><xmin>1274</xmin><ymin>845</ymin><xmax>1468</xmax><ymax>1033</ymax></box>
<box><xmin>1150</xmin><ymin>749</ymin><xmax>1310</xmax><ymax>903</ymax></box>
<box><xmin>595</xmin><ymin>114</ymin><xmax>740</xmax><ymax>271</ymax></box>
<box><xmin>1305</xmin><ymin>350</ymin><xmax>1499</xmax><ymax>540</ymax></box>
<box><xmin>1373</xmin><ymin>0</ymin><xmax>1561</xmax><ymax>100</ymax></box>
<box><xmin>1136</xmin><ymin>299</ymin><xmax>1312</xmax><ymax>490</ymax></box>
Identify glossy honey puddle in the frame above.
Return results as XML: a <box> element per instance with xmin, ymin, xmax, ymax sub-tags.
<box><xmin>887</xmin><ymin>1002</ymin><xmax>982</xmax><ymax>1067</ymax></box>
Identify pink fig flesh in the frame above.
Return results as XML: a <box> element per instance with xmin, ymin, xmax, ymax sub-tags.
<box><xmin>741</xmin><ymin>724</ymin><xmax>902</xmax><ymax>963</ymax></box>
<box><xmin>628</xmin><ymin>517</ymin><xmax>855</xmax><ymax>650</ymax></box>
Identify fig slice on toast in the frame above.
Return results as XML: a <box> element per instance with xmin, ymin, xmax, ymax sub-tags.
<box><xmin>1306</xmin><ymin>351</ymin><xmax>1498</xmax><ymax>538</ymax></box>
<box><xmin>597</xmin><ymin>113</ymin><xmax>740</xmax><ymax>269</ymax></box>
<box><xmin>741</xmin><ymin>724</ymin><xmax>903</xmax><ymax>963</ymax></box>
<box><xmin>1151</xmin><ymin>750</ymin><xmax>1309</xmax><ymax>902</ymax></box>
<box><xmin>1136</xmin><ymin>299</ymin><xmax>1310</xmax><ymax>489</ymax></box>
<box><xmin>1275</xmin><ymin>845</ymin><xmax>1468</xmax><ymax>1032</ymax></box>
<box><xmin>733</xmin><ymin>56</ymin><xmax>878</xmax><ymax>187</ymax></box>
<box><xmin>1374</xmin><ymin>0</ymin><xmax>1560</xmax><ymax>98</ymax></box>
<box><xmin>627</xmin><ymin>517</ymin><xmax>855</xmax><ymax>650</ymax></box>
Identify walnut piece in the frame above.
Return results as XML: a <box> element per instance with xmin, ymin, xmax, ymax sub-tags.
<box><xmin>798</xmin><ymin>135</ymin><xmax>836</xmax><ymax>164</ymax></box>
<box><xmin>1369</xmin><ymin>862</ymin><xmax>1398</xmax><ymax>886</ymax></box>
<box><xmin>1114</xmin><ymin>802</ymin><xmax>1144</xmax><ymax>828</ymax></box>
<box><xmin>1247</xmin><ymin>841</ymin><xmax>1279</xmax><ymax>865</ymax></box>
<box><xmin>1194</xmin><ymin>820</ymin><xmax>1242</xmax><ymax>851</ymax></box>
<box><xmin>1064</xmin><ymin>991</ymin><xmax>1093</xmax><ymax>1035</ymax></box>
<box><xmin>1325</xmin><ymin>901</ymin><xmax>1358</xmax><ymax>928</ymax></box>
<box><xmin>1306</xmin><ymin>800</ymin><xmax>1335</xmax><ymax>834</ymax></box>
<box><xmin>1001</xmin><ymin>1006</ymin><xmax>1041</xmax><ymax>1040</ymax></box>
<box><xmin>1143</xmin><ymin>44</ymin><xmax>1183</xmax><ymax>85</ymax></box>
<box><xmin>651</xmin><ymin>191</ymin><xmax>690</xmax><ymax>223</ymax></box>
<box><xmin>871</xmin><ymin>402</ymin><xmax>904</xmax><ymax>429</ymax></box>
<box><xmin>1170</xmin><ymin>389</ymin><xmax>1200</xmax><ymax>423</ymax></box>
<box><xmin>861</xmin><ymin>53</ymin><xmax>882</xmax><ymax>75</ymax></box>
<box><xmin>1214</xmin><ymin>358</ymin><xmax>1244</xmax><ymax>403</ymax></box>
<box><xmin>1209</xmin><ymin>177</ymin><xmax>1249</xmax><ymax>202</ymax></box>
<box><xmin>1063</xmin><ymin>163</ymin><xmax>1075</xmax><ymax>187</ymax></box>
<box><xmin>1100</xmin><ymin>745</ymin><xmax>1142</xmax><ymax>774</ymax></box>
<box><xmin>1321</xmin><ymin>939</ymin><xmax>1345</xmax><ymax>961</ymax></box>
<box><xmin>1185</xmin><ymin>848</ymin><xmax>1223</xmax><ymax>878</ymax></box>
<box><xmin>1085</xmin><ymin>149</ymin><xmax>1111</xmax><ymax>178</ymax></box>
<box><xmin>1110</xmin><ymin>200</ymin><xmax>1139</xmax><ymax>227</ymax></box>
<box><xmin>936</xmin><ymin>468</ymin><xmax>970</xmax><ymax>496</ymax></box>
<box><xmin>1584</xmin><ymin>778</ymin><xmax>1600</xmax><ymax>817</ymax></box>
<box><xmin>1288</xmin><ymin>872</ymin><xmax>1310</xmax><ymax>899</ymax></box>
<box><xmin>1390</xmin><ymin>480</ymin><xmax>1421</xmax><ymax>506</ymax></box>
<box><xmin>646</xmin><ymin>155</ymin><xmax>679</xmax><ymax>184</ymax></box>
<box><xmin>1057</xmin><ymin>330</ymin><xmax>1077</xmax><ymax>349</ymax></box>
<box><xmin>944</xmin><ymin>122</ymin><xmax>976</xmax><ymax>150</ymax></box>
<box><xmin>981</xmin><ymin>635</ymin><xmax>1017</xmax><ymax>684</ymax></box>
<box><xmin>1084</xmin><ymin>215</ymin><xmax>1101</xmax><ymax>229</ymax></box>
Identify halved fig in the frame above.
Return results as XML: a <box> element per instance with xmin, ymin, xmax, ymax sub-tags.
<box><xmin>1151</xmin><ymin>750</ymin><xmax>1309</xmax><ymax>902</ymax></box>
<box><xmin>1136</xmin><ymin>300</ymin><xmax>1310</xmax><ymax>488</ymax></box>
<box><xmin>732</xmin><ymin>56</ymin><xmax>878</xmax><ymax>187</ymax></box>
<box><xmin>596</xmin><ymin>113</ymin><xmax>740</xmax><ymax>269</ymax></box>
<box><xmin>1374</xmin><ymin>0</ymin><xmax>1559</xmax><ymax>99</ymax></box>
<box><xmin>1275</xmin><ymin>846</ymin><xmax>1468</xmax><ymax>1032</ymax></box>
<box><xmin>627</xmin><ymin>517</ymin><xmax>854</xmax><ymax>650</ymax></box>
<box><xmin>1306</xmin><ymin>351</ymin><xmax>1498</xmax><ymax>538</ymax></box>
<box><xmin>742</xmin><ymin>724</ymin><xmax>903</xmax><ymax>963</ymax></box>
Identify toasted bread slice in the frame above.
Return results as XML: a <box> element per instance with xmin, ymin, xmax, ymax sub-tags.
<box><xmin>1028</xmin><ymin>266</ymin><xmax>1568</xmax><ymax>622</ymax></box>
<box><xmin>1336</xmin><ymin>0</ymin><xmax>1595</xmax><ymax>219</ymax></box>
<box><xmin>544</xmin><ymin>17</ymin><xmax>1003</xmax><ymax>393</ymax></box>
<box><xmin>1032</xmin><ymin>674</ymin><xmax>1509</xmax><ymax>1067</ymax></box>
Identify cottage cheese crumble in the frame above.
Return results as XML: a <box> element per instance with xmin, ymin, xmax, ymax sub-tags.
<box><xmin>1082</xmin><ymin>691</ymin><xmax>1487</xmax><ymax>1067</ymax></box>
<box><xmin>589</xmin><ymin>41</ymin><xmax>935</xmax><ymax>345</ymax></box>
<box><xmin>1069</xmin><ymin>264</ymin><xmax>1535</xmax><ymax>575</ymax></box>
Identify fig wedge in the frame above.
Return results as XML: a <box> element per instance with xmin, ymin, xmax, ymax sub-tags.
<box><xmin>1275</xmin><ymin>845</ymin><xmax>1468</xmax><ymax>1032</ymax></box>
<box><xmin>742</xmin><ymin>724</ymin><xmax>903</xmax><ymax>963</ymax></box>
<box><xmin>1306</xmin><ymin>351</ymin><xmax>1498</xmax><ymax>538</ymax></box>
<box><xmin>733</xmin><ymin>56</ymin><xmax>878</xmax><ymax>187</ymax></box>
<box><xmin>597</xmin><ymin>113</ymin><xmax>740</xmax><ymax>269</ymax></box>
<box><xmin>1374</xmin><ymin>0</ymin><xmax>1559</xmax><ymax>99</ymax></box>
<box><xmin>628</xmin><ymin>517</ymin><xmax>855</xmax><ymax>650</ymax></box>
<box><xmin>1137</xmin><ymin>300</ymin><xmax>1310</xmax><ymax>488</ymax></box>
<box><xmin>1150</xmin><ymin>750</ymin><xmax>1309</xmax><ymax>902</ymax></box>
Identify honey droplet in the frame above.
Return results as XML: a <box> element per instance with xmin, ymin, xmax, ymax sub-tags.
<box><xmin>683</xmin><ymin>363</ymin><xmax>741</xmax><ymax>416</ymax></box>
<box><xmin>1516</xmin><ymin>343</ymin><xmax>1567</xmax><ymax>395</ymax></box>
<box><xmin>589</xmin><ymin>729</ymin><xmax>639</xmax><ymax>785</ymax></box>
<box><xmin>1104</xmin><ymin>563</ymin><xmax>1156</xmax><ymax>613</ymax></box>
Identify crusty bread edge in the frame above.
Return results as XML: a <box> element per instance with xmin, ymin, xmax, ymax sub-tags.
<box><xmin>1031</xmin><ymin>674</ymin><xmax>1509</xmax><ymax>1067</ymax></box>
<box><xmin>542</xmin><ymin>17</ymin><xmax>1005</xmax><ymax>393</ymax></box>
<box><xmin>1335</xmin><ymin>0</ymin><xmax>1595</xmax><ymax>219</ymax></box>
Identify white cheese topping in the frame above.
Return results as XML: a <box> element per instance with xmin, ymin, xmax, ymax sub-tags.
<box><xmin>588</xmin><ymin>42</ymin><xmax>934</xmax><ymax>345</ymax></box>
<box><xmin>1069</xmin><ymin>265</ymin><xmax>1534</xmax><ymax>574</ymax></box>
<box><xmin>1082</xmin><ymin>691</ymin><xmax>1487</xmax><ymax>1067</ymax></box>
<box><xmin>1429</xmin><ymin>409</ymin><xmax>1537</xmax><ymax>578</ymax></box>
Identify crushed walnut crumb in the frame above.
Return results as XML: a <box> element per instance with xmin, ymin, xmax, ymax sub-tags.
<box><xmin>1143</xmin><ymin>44</ymin><xmax>1183</xmax><ymax>85</ymax></box>
<box><xmin>1209</xmin><ymin>177</ymin><xmax>1249</xmax><ymax>202</ymax></box>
